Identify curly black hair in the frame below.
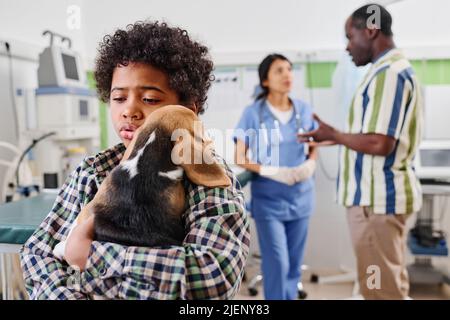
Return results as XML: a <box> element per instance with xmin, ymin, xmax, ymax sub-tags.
<box><xmin>94</xmin><ymin>21</ymin><xmax>214</xmax><ymax>114</ymax></box>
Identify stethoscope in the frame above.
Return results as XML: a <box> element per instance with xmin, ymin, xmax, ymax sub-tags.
<box><xmin>258</xmin><ymin>99</ymin><xmax>303</xmax><ymax>145</ymax></box>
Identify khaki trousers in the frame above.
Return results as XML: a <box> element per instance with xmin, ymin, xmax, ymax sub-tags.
<box><xmin>347</xmin><ymin>206</ymin><xmax>411</xmax><ymax>300</ymax></box>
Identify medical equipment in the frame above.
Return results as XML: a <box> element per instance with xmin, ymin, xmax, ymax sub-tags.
<box><xmin>0</xmin><ymin>142</ymin><xmax>21</xmax><ymax>202</ymax></box>
<box><xmin>0</xmin><ymin>41</ymin><xmax>19</xmax><ymax>141</ymax></box>
<box><xmin>415</xmin><ymin>140</ymin><xmax>450</xmax><ymax>181</ymax></box>
<box><xmin>32</xmin><ymin>94</ymin><xmax>99</xmax><ymax>189</ymax></box>
<box><xmin>407</xmin><ymin>139</ymin><xmax>450</xmax><ymax>285</ymax></box>
<box><xmin>407</xmin><ymin>184</ymin><xmax>450</xmax><ymax>285</ymax></box>
<box><xmin>22</xmin><ymin>31</ymin><xmax>99</xmax><ymax>189</ymax></box>
<box><xmin>37</xmin><ymin>30</ymin><xmax>87</xmax><ymax>88</ymax></box>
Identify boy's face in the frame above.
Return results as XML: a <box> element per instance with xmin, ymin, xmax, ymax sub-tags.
<box><xmin>110</xmin><ymin>62</ymin><xmax>179</xmax><ymax>147</ymax></box>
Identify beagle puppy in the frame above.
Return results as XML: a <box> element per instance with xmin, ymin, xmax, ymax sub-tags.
<box><xmin>54</xmin><ymin>105</ymin><xmax>231</xmax><ymax>257</ymax></box>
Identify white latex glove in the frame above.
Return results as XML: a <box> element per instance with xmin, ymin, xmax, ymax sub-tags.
<box><xmin>293</xmin><ymin>159</ymin><xmax>316</xmax><ymax>182</ymax></box>
<box><xmin>259</xmin><ymin>166</ymin><xmax>297</xmax><ymax>186</ymax></box>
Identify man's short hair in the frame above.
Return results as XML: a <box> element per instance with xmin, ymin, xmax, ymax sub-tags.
<box><xmin>351</xmin><ymin>3</ymin><xmax>393</xmax><ymax>37</ymax></box>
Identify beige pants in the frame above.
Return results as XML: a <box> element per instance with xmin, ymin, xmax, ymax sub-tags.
<box><xmin>347</xmin><ymin>206</ymin><xmax>411</xmax><ymax>300</ymax></box>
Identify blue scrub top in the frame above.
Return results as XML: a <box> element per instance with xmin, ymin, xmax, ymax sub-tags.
<box><xmin>233</xmin><ymin>98</ymin><xmax>318</xmax><ymax>221</ymax></box>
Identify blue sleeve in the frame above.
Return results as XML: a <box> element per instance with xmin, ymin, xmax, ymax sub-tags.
<box><xmin>232</xmin><ymin>106</ymin><xmax>258</xmax><ymax>147</ymax></box>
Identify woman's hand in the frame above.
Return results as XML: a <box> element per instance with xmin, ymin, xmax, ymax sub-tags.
<box><xmin>259</xmin><ymin>166</ymin><xmax>298</xmax><ymax>185</ymax></box>
<box><xmin>65</xmin><ymin>215</ymin><xmax>95</xmax><ymax>271</ymax></box>
<box><xmin>293</xmin><ymin>159</ymin><xmax>316</xmax><ymax>182</ymax></box>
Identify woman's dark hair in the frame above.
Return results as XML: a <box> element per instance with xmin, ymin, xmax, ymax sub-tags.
<box><xmin>94</xmin><ymin>21</ymin><xmax>214</xmax><ymax>114</ymax></box>
<box><xmin>256</xmin><ymin>53</ymin><xmax>292</xmax><ymax>101</ymax></box>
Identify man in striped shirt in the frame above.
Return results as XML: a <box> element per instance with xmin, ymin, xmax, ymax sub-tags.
<box><xmin>300</xmin><ymin>4</ymin><xmax>423</xmax><ymax>299</ymax></box>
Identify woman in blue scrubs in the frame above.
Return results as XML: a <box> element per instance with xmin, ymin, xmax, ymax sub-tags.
<box><xmin>233</xmin><ymin>54</ymin><xmax>317</xmax><ymax>300</ymax></box>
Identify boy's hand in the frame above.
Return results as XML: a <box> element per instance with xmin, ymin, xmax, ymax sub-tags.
<box><xmin>65</xmin><ymin>215</ymin><xmax>95</xmax><ymax>271</ymax></box>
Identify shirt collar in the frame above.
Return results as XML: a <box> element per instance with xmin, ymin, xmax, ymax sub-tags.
<box><xmin>260</xmin><ymin>97</ymin><xmax>298</xmax><ymax>122</ymax></box>
<box><xmin>372</xmin><ymin>48</ymin><xmax>393</xmax><ymax>64</ymax></box>
<box><xmin>372</xmin><ymin>48</ymin><xmax>403</xmax><ymax>67</ymax></box>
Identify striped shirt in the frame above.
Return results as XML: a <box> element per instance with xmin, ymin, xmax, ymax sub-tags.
<box><xmin>20</xmin><ymin>143</ymin><xmax>250</xmax><ymax>299</ymax></box>
<box><xmin>337</xmin><ymin>49</ymin><xmax>423</xmax><ymax>214</ymax></box>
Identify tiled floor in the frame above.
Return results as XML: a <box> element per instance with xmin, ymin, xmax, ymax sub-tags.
<box><xmin>235</xmin><ymin>267</ymin><xmax>450</xmax><ymax>300</ymax></box>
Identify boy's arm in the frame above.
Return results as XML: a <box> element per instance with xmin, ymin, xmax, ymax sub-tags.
<box><xmin>81</xmin><ymin>157</ymin><xmax>250</xmax><ymax>299</ymax></box>
<box><xmin>19</xmin><ymin>163</ymin><xmax>97</xmax><ymax>300</ymax></box>
<box><xmin>64</xmin><ymin>215</ymin><xmax>95</xmax><ymax>269</ymax></box>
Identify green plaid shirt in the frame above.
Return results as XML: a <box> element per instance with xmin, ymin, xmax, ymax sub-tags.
<box><xmin>20</xmin><ymin>143</ymin><xmax>250</xmax><ymax>300</ymax></box>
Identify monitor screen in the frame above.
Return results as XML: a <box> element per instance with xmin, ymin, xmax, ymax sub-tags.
<box><xmin>61</xmin><ymin>53</ymin><xmax>79</xmax><ymax>80</ymax></box>
<box><xmin>79</xmin><ymin>100</ymin><xmax>88</xmax><ymax>120</ymax></box>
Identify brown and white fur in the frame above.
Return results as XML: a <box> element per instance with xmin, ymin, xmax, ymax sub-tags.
<box><xmin>54</xmin><ymin>105</ymin><xmax>230</xmax><ymax>257</ymax></box>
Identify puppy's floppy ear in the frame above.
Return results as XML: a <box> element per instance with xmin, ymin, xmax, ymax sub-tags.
<box><xmin>169</xmin><ymin>110</ymin><xmax>231</xmax><ymax>188</ymax></box>
<box><xmin>174</xmin><ymin>135</ymin><xmax>231</xmax><ymax>188</ymax></box>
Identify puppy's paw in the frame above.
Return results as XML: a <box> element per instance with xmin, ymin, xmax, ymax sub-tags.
<box><xmin>53</xmin><ymin>240</ymin><xmax>67</xmax><ymax>260</ymax></box>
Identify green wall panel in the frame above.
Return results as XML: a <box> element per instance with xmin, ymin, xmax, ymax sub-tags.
<box><xmin>411</xmin><ymin>59</ymin><xmax>450</xmax><ymax>85</ymax></box>
<box><xmin>86</xmin><ymin>71</ymin><xmax>108</xmax><ymax>150</ymax></box>
<box><xmin>305</xmin><ymin>62</ymin><xmax>337</xmax><ymax>88</ymax></box>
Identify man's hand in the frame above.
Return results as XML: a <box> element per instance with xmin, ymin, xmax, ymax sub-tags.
<box><xmin>298</xmin><ymin>114</ymin><xmax>339</xmax><ymax>144</ymax></box>
<box><xmin>299</xmin><ymin>114</ymin><xmax>396</xmax><ymax>156</ymax></box>
<box><xmin>65</xmin><ymin>215</ymin><xmax>95</xmax><ymax>271</ymax></box>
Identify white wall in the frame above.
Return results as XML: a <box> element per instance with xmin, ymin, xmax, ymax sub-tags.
<box><xmin>2</xmin><ymin>0</ymin><xmax>450</xmax><ymax>76</ymax></box>
<box><xmin>0</xmin><ymin>0</ymin><xmax>86</xmax><ymax>57</ymax></box>
<box><xmin>80</xmin><ymin>0</ymin><xmax>364</xmax><ymax>64</ymax></box>
<box><xmin>390</xmin><ymin>0</ymin><xmax>450</xmax><ymax>48</ymax></box>
<box><xmin>78</xmin><ymin>0</ymin><xmax>450</xmax><ymax>65</ymax></box>
<box><xmin>2</xmin><ymin>0</ymin><xmax>450</xmax><ymax>65</ymax></box>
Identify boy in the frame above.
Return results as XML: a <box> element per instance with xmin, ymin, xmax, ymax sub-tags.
<box><xmin>20</xmin><ymin>21</ymin><xmax>250</xmax><ymax>300</ymax></box>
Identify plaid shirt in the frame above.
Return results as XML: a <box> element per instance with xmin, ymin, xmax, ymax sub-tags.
<box><xmin>20</xmin><ymin>143</ymin><xmax>250</xmax><ymax>300</ymax></box>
